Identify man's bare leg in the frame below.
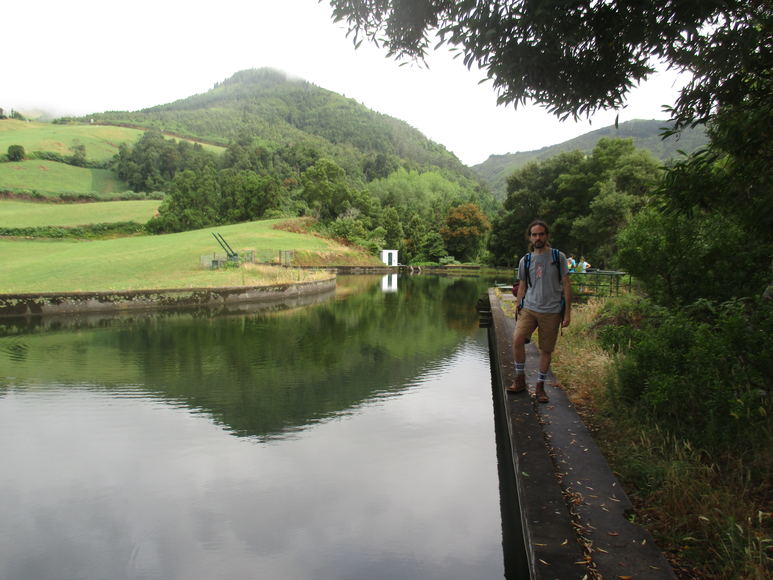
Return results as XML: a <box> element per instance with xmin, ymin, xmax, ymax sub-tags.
<box><xmin>536</xmin><ymin>350</ymin><xmax>552</xmax><ymax>403</ymax></box>
<box><xmin>507</xmin><ymin>333</ymin><xmax>527</xmax><ymax>392</ymax></box>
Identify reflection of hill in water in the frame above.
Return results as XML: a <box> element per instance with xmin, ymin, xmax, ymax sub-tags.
<box><xmin>0</xmin><ymin>276</ymin><xmax>488</xmax><ymax>440</ymax></box>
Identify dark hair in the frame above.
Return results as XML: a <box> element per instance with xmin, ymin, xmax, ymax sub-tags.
<box><xmin>525</xmin><ymin>220</ymin><xmax>550</xmax><ymax>251</ymax></box>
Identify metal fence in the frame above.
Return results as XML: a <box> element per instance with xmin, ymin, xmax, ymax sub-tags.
<box><xmin>570</xmin><ymin>270</ymin><xmax>630</xmax><ymax>297</ymax></box>
<box><xmin>199</xmin><ymin>249</ymin><xmax>294</xmax><ymax>269</ymax></box>
<box><xmin>507</xmin><ymin>269</ymin><xmax>630</xmax><ymax>297</ymax></box>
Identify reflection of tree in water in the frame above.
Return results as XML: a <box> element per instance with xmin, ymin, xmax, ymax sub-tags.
<box><xmin>0</xmin><ymin>276</ymin><xmax>492</xmax><ymax>440</ymax></box>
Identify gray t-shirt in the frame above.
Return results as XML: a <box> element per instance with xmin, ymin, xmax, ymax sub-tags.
<box><xmin>518</xmin><ymin>249</ymin><xmax>569</xmax><ymax>313</ymax></box>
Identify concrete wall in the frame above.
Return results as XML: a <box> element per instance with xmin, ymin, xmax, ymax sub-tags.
<box><xmin>0</xmin><ymin>278</ymin><xmax>336</xmax><ymax>318</ymax></box>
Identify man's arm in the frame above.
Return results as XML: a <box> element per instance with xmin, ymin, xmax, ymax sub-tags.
<box><xmin>562</xmin><ymin>274</ymin><xmax>572</xmax><ymax>327</ymax></box>
<box><xmin>516</xmin><ymin>279</ymin><xmax>526</xmax><ymax>312</ymax></box>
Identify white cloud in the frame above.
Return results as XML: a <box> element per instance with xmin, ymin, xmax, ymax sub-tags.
<box><xmin>4</xmin><ymin>0</ymin><xmax>686</xmax><ymax>165</ymax></box>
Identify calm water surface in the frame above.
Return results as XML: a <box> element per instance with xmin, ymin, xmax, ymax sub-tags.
<box><xmin>0</xmin><ymin>275</ymin><xmax>517</xmax><ymax>580</ymax></box>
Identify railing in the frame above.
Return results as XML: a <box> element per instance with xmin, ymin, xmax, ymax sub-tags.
<box><xmin>503</xmin><ymin>269</ymin><xmax>630</xmax><ymax>297</ymax></box>
<box><xmin>569</xmin><ymin>270</ymin><xmax>629</xmax><ymax>297</ymax></box>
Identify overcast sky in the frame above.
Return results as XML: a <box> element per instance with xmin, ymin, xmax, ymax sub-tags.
<box><xmin>5</xmin><ymin>0</ymin><xmax>686</xmax><ymax>166</ymax></box>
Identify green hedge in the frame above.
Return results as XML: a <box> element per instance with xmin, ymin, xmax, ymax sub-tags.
<box><xmin>599</xmin><ymin>296</ymin><xmax>772</xmax><ymax>452</ymax></box>
<box><xmin>0</xmin><ymin>221</ymin><xmax>146</xmax><ymax>239</ymax></box>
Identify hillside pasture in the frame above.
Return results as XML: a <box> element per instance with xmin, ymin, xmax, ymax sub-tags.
<box><xmin>0</xmin><ymin>119</ymin><xmax>226</xmax><ymax>163</ymax></box>
<box><xmin>0</xmin><ymin>219</ymin><xmax>377</xmax><ymax>293</ymax></box>
<box><xmin>0</xmin><ymin>120</ymin><xmax>145</xmax><ymax>162</ymax></box>
<box><xmin>0</xmin><ymin>161</ymin><xmax>128</xmax><ymax>196</ymax></box>
<box><xmin>0</xmin><ymin>199</ymin><xmax>160</xmax><ymax>228</ymax></box>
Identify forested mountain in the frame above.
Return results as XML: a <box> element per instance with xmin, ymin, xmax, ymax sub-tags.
<box><xmin>71</xmin><ymin>68</ymin><xmax>473</xmax><ymax>183</ymax></box>
<box><xmin>47</xmin><ymin>68</ymin><xmax>496</xmax><ymax>263</ymax></box>
<box><xmin>473</xmin><ymin>119</ymin><xmax>708</xmax><ymax>198</ymax></box>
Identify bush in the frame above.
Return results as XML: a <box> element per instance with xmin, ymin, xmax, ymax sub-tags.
<box><xmin>602</xmin><ymin>297</ymin><xmax>772</xmax><ymax>453</ymax></box>
<box><xmin>0</xmin><ymin>222</ymin><xmax>146</xmax><ymax>239</ymax></box>
<box><xmin>7</xmin><ymin>145</ymin><xmax>25</xmax><ymax>162</ymax></box>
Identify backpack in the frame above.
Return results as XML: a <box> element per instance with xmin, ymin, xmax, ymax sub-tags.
<box><xmin>519</xmin><ymin>248</ymin><xmax>566</xmax><ymax>316</ymax></box>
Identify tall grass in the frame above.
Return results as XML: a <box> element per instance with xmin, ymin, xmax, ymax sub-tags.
<box><xmin>548</xmin><ymin>297</ymin><xmax>772</xmax><ymax>579</ymax></box>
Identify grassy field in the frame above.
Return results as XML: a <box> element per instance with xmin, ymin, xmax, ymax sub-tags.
<box><xmin>0</xmin><ymin>119</ymin><xmax>226</xmax><ymax>195</ymax></box>
<box><xmin>0</xmin><ymin>199</ymin><xmax>160</xmax><ymax>227</ymax></box>
<box><xmin>0</xmin><ymin>119</ymin><xmax>225</xmax><ymax>162</ymax></box>
<box><xmin>0</xmin><ymin>160</ymin><xmax>128</xmax><ymax>195</ymax></box>
<box><xmin>0</xmin><ymin>120</ymin><xmax>145</xmax><ymax>162</ymax></box>
<box><xmin>0</xmin><ymin>218</ymin><xmax>380</xmax><ymax>293</ymax></box>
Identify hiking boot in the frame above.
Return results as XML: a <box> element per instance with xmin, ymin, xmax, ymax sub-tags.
<box><xmin>507</xmin><ymin>374</ymin><xmax>526</xmax><ymax>393</ymax></box>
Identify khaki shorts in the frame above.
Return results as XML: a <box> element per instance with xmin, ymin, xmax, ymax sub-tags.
<box><xmin>515</xmin><ymin>308</ymin><xmax>562</xmax><ymax>353</ymax></box>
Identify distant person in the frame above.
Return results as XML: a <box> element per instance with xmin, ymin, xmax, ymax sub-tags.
<box><xmin>507</xmin><ymin>220</ymin><xmax>572</xmax><ymax>403</ymax></box>
<box><xmin>567</xmin><ymin>254</ymin><xmax>577</xmax><ymax>272</ymax></box>
<box><xmin>577</xmin><ymin>257</ymin><xmax>590</xmax><ymax>273</ymax></box>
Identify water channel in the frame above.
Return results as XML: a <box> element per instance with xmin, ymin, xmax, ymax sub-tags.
<box><xmin>0</xmin><ymin>274</ymin><xmax>526</xmax><ymax>580</ymax></box>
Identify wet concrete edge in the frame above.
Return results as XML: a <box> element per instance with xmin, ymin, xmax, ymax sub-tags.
<box><xmin>0</xmin><ymin>277</ymin><xmax>337</xmax><ymax>318</ymax></box>
<box><xmin>487</xmin><ymin>289</ymin><xmax>676</xmax><ymax>579</ymax></box>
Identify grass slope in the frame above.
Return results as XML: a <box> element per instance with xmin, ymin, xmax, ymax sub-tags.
<box><xmin>0</xmin><ymin>160</ymin><xmax>128</xmax><ymax>195</ymax></box>
<box><xmin>0</xmin><ymin>119</ymin><xmax>226</xmax><ymax>195</ymax></box>
<box><xmin>0</xmin><ymin>119</ymin><xmax>145</xmax><ymax>162</ymax></box>
<box><xmin>0</xmin><ymin>119</ymin><xmax>225</xmax><ymax>162</ymax></box>
<box><xmin>0</xmin><ymin>219</ymin><xmax>378</xmax><ymax>293</ymax></box>
<box><xmin>0</xmin><ymin>199</ymin><xmax>160</xmax><ymax>227</ymax></box>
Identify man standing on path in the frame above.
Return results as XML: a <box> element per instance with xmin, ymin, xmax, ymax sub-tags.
<box><xmin>507</xmin><ymin>220</ymin><xmax>572</xmax><ymax>403</ymax></box>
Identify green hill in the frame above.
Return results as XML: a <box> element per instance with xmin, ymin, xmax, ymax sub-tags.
<box><xmin>72</xmin><ymin>68</ymin><xmax>475</xmax><ymax>182</ymax></box>
<box><xmin>472</xmin><ymin>119</ymin><xmax>709</xmax><ymax>199</ymax></box>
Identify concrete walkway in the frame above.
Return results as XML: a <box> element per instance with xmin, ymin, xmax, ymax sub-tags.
<box><xmin>486</xmin><ymin>289</ymin><xmax>676</xmax><ymax>579</ymax></box>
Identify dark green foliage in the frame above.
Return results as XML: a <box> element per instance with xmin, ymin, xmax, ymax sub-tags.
<box><xmin>115</xmin><ymin>131</ymin><xmax>219</xmax><ymax>192</ymax></box>
<box><xmin>7</xmin><ymin>145</ymin><xmax>25</xmax><ymax>162</ymax></box>
<box><xmin>491</xmin><ymin>138</ymin><xmax>662</xmax><ymax>267</ymax></box>
<box><xmin>300</xmin><ymin>158</ymin><xmax>359</xmax><ymax>221</ymax></box>
<box><xmin>219</xmin><ymin>170</ymin><xmax>286</xmax><ymax>224</ymax></box>
<box><xmin>380</xmin><ymin>206</ymin><xmax>404</xmax><ymax>251</ymax></box>
<box><xmin>616</xmin><ymin>206</ymin><xmax>769</xmax><ymax>305</ymax></box>
<box><xmin>440</xmin><ymin>203</ymin><xmax>491</xmax><ymax>262</ymax></box>
<box><xmin>617</xmin><ymin>91</ymin><xmax>772</xmax><ymax>306</ymax></box>
<box><xmin>69</xmin><ymin>142</ymin><xmax>87</xmax><ymax>167</ymax></box>
<box><xmin>473</xmin><ymin>120</ymin><xmax>708</xmax><ymax>200</ymax></box>
<box><xmin>0</xmin><ymin>221</ymin><xmax>146</xmax><ymax>239</ymax></box>
<box><xmin>32</xmin><ymin>150</ymin><xmax>112</xmax><ymax>169</ymax></box>
<box><xmin>600</xmin><ymin>297</ymin><xmax>772</xmax><ymax>453</ymax></box>
<box><xmin>148</xmin><ymin>168</ymin><xmax>221</xmax><ymax>232</ymax></box>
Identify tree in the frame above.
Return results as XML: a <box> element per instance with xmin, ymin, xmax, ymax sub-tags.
<box><xmin>491</xmin><ymin>139</ymin><xmax>661</xmax><ymax>266</ymax></box>
<box><xmin>69</xmin><ymin>142</ymin><xmax>87</xmax><ymax>167</ymax></box>
<box><xmin>149</xmin><ymin>168</ymin><xmax>221</xmax><ymax>232</ymax></box>
<box><xmin>219</xmin><ymin>169</ymin><xmax>286</xmax><ymax>223</ymax></box>
<box><xmin>440</xmin><ymin>203</ymin><xmax>491</xmax><ymax>262</ymax></box>
<box><xmin>328</xmin><ymin>0</ymin><xmax>770</xmax><ymax>128</ymax></box>
<box><xmin>380</xmin><ymin>205</ymin><xmax>404</xmax><ymax>251</ymax></box>
<box><xmin>300</xmin><ymin>158</ymin><xmax>359</xmax><ymax>221</ymax></box>
<box><xmin>7</xmin><ymin>145</ymin><xmax>25</xmax><ymax>162</ymax></box>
